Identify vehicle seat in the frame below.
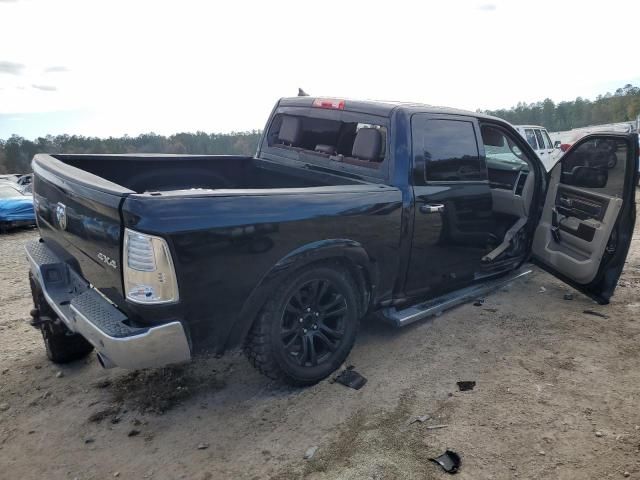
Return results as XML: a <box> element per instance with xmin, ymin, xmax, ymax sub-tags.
<box><xmin>342</xmin><ymin>128</ymin><xmax>383</xmax><ymax>169</ymax></box>
<box><xmin>277</xmin><ymin>116</ymin><xmax>302</xmax><ymax>147</ymax></box>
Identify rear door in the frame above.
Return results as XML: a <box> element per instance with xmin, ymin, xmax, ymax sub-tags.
<box><xmin>542</xmin><ymin>129</ymin><xmax>562</xmax><ymax>170</ymax></box>
<box><xmin>533</xmin><ymin>128</ymin><xmax>551</xmax><ymax>167</ymax></box>
<box><xmin>532</xmin><ymin>133</ymin><xmax>638</xmax><ymax>303</ymax></box>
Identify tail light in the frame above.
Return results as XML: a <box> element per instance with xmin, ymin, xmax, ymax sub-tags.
<box><xmin>312</xmin><ymin>98</ymin><xmax>345</xmax><ymax>110</ymax></box>
<box><xmin>123</xmin><ymin>228</ymin><xmax>179</xmax><ymax>304</ymax></box>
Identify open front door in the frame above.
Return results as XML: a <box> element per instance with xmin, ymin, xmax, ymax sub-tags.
<box><xmin>532</xmin><ymin>133</ymin><xmax>638</xmax><ymax>304</ymax></box>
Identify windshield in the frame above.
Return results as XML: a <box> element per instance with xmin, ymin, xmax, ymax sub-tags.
<box><xmin>485</xmin><ymin>140</ymin><xmax>529</xmax><ymax>172</ymax></box>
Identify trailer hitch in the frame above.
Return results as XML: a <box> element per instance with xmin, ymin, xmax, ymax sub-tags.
<box><xmin>29</xmin><ymin>308</ymin><xmax>53</xmax><ymax>328</ymax></box>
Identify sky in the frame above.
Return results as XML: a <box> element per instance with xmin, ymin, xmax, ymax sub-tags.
<box><xmin>1</xmin><ymin>0</ymin><xmax>639</xmax><ymax>140</ymax></box>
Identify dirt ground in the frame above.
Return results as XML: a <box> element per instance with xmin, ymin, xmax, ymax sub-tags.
<box><xmin>1</xmin><ymin>222</ymin><xmax>640</xmax><ymax>480</ymax></box>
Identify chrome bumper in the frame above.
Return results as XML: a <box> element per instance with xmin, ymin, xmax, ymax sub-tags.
<box><xmin>25</xmin><ymin>240</ymin><xmax>191</xmax><ymax>369</ymax></box>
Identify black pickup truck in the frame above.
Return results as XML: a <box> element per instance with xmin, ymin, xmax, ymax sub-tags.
<box><xmin>26</xmin><ymin>96</ymin><xmax>638</xmax><ymax>385</ymax></box>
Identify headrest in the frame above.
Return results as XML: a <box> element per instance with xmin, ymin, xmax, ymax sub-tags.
<box><xmin>278</xmin><ymin>116</ymin><xmax>302</xmax><ymax>145</ymax></box>
<box><xmin>481</xmin><ymin>126</ymin><xmax>504</xmax><ymax>147</ymax></box>
<box><xmin>352</xmin><ymin>128</ymin><xmax>382</xmax><ymax>161</ymax></box>
<box><xmin>315</xmin><ymin>144</ymin><xmax>335</xmax><ymax>155</ymax></box>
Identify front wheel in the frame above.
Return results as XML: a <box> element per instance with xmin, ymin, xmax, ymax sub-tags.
<box><xmin>245</xmin><ymin>264</ymin><xmax>361</xmax><ymax>386</ymax></box>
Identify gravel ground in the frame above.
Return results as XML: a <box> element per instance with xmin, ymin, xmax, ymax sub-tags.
<box><xmin>1</xmin><ymin>221</ymin><xmax>640</xmax><ymax>480</ymax></box>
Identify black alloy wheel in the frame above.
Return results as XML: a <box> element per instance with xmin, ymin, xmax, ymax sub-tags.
<box><xmin>245</xmin><ymin>264</ymin><xmax>360</xmax><ymax>386</ymax></box>
<box><xmin>280</xmin><ymin>279</ymin><xmax>347</xmax><ymax>368</ymax></box>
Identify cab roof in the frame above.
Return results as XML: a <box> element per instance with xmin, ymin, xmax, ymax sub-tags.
<box><xmin>278</xmin><ymin>96</ymin><xmax>504</xmax><ymax>123</ymax></box>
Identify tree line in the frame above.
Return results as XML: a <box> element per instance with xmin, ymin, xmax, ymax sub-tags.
<box><xmin>2</xmin><ymin>84</ymin><xmax>639</xmax><ymax>173</ymax></box>
<box><xmin>0</xmin><ymin>131</ymin><xmax>262</xmax><ymax>173</ymax></box>
<box><xmin>482</xmin><ymin>84</ymin><xmax>640</xmax><ymax>132</ymax></box>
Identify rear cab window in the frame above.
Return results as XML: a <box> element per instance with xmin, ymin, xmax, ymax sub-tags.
<box><xmin>260</xmin><ymin>104</ymin><xmax>389</xmax><ymax>180</ymax></box>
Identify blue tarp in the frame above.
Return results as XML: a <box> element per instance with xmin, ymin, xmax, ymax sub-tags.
<box><xmin>0</xmin><ymin>196</ymin><xmax>35</xmax><ymax>222</ymax></box>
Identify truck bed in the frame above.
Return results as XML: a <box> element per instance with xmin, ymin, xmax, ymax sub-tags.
<box><xmin>51</xmin><ymin>154</ymin><xmax>361</xmax><ymax>193</ymax></box>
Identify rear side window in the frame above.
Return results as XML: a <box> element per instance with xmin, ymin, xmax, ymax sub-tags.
<box><xmin>524</xmin><ymin>129</ymin><xmax>538</xmax><ymax>149</ymax></box>
<box><xmin>534</xmin><ymin>129</ymin><xmax>545</xmax><ymax>150</ymax></box>
<box><xmin>417</xmin><ymin>119</ymin><xmax>485</xmax><ymax>182</ymax></box>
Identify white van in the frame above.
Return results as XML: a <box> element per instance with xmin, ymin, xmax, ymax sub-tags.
<box><xmin>514</xmin><ymin>125</ymin><xmax>562</xmax><ymax>171</ymax></box>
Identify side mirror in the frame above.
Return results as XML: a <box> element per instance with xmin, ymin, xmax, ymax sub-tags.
<box><xmin>553</xmin><ymin>140</ymin><xmax>562</xmax><ymax>149</ymax></box>
<box><xmin>562</xmin><ymin>166</ymin><xmax>608</xmax><ymax>188</ymax></box>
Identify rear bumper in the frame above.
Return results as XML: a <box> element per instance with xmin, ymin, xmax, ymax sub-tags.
<box><xmin>25</xmin><ymin>239</ymin><xmax>191</xmax><ymax>369</ymax></box>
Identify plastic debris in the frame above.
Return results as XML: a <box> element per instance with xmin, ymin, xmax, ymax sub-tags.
<box><xmin>430</xmin><ymin>450</ymin><xmax>461</xmax><ymax>473</ymax></box>
<box><xmin>457</xmin><ymin>381</ymin><xmax>476</xmax><ymax>392</ymax></box>
<box><xmin>425</xmin><ymin>424</ymin><xmax>449</xmax><ymax>430</ymax></box>
<box><xmin>334</xmin><ymin>368</ymin><xmax>367</xmax><ymax>390</ymax></box>
<box><xmin>539</xmin><ymin>286</ymin><xmax>546</xmax><ymax>293</ymax></box>
<box><xmin>584</xmin><ymin>310</ymin><xmax>609</xmax><ymax>319</ymax></box>
<box><xmin>406</xmin><ymin>415</ymin><xmax>431</xmax><ymax>426</ymax></box>
<box><xmin>563</xmin><ymin>293</ymin><xmax>574</xmax><ymax>300</ymax></box>
<box><xmin>304</xmin><ymin>446</ymin><xmax>318</xmax><ymax>459</ymax></box>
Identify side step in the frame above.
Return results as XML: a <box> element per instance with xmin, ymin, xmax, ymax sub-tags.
<box><xmin>382</xmin><ymin>268</ymin><xmax>531</xmax><ymax>327</ymax></box>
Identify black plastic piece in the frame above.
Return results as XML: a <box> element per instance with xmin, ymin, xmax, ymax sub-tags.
<box><xmin>457</xmin><ymin>381</ymin><xmax>476</xmax><ymax>391</ymax></box>
<box><xmin>430</xmin><ymin>450</ymin><xmax>461</xmax><ymax>474</ymax></box>
<box><xmin>334</xmin><ymin>368</ymin><xmax>367</xmax><ymax>390</ymax></box>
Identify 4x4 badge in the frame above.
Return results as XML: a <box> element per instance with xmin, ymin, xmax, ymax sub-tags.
<box><xmin>55</xmin><ymin>203</ymin><xmax>67</xmax><ymax>231</ymax></box>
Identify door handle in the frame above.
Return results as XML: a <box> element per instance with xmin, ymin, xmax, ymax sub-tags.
<box><xmin>420</xmin><ymin>204</ymin><xmax>445</xmax><ymax>214</ymax></box>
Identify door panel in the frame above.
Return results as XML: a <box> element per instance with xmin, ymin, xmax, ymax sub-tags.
<box><xmin>532</xmin><ymin>133</ymin><xmax>637</xmax><ymax>303</ymax></box>
<box><xmin>409</xmin><ymin>183</ymin><xmax>494</xmax><ymax>295</ymax></box>
<box><xmin>405</xmin><ymin>114</ymin><xmax>493</xmax><ymax>298</ymax></box>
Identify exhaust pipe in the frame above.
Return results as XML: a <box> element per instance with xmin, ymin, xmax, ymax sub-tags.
<box><xmin>96</xmin><ymin>352</ymin><xmax>116</xmax><ymax>369</ymax></box>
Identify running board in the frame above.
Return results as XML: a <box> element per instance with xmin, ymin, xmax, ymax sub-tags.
<box><xmin>382</xmin><ymin>268</ymin><xmax>531</xmax><ymax>327</ymax></box>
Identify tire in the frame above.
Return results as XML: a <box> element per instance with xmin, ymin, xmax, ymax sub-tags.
<box><xmin>40</xmin><ymin>321</ymin><xmax>94</xmax><ymax>364</ymax></box>
<box><xmin>29</xmin><ymin>272</ymin><xmax>94</xmax><ymax>364</ymax></box>
<box><xmin>244</xmin><ymin>264</ymin><xmax>361</xmax><ymax>386</ymax></box>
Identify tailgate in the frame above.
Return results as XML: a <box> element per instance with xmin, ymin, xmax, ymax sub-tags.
<box><xmin>32</xmin><ymin>154</ymin><xmax>133</xmax><ymax>307</ymax></box>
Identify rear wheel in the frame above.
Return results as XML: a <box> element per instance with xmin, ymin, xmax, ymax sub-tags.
<box><xmin>29</xmin><ymin>272</ymin><xmax>94</xmax><ymax>364</ymax></box>
<box><xmin>245</xmin><ymin>264</ymin><xmax>360</xmax><ymax>386</ymax></box>
<box><xmin>40</xmin><ymin>321</ymin><xmax>94</xmax><ymax>364</ymax></box>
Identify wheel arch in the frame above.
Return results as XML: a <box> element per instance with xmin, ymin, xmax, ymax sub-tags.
<box><xmin>224</xmin><ymin>239</ymin><xmax>377</xmax><ymax>350</ymax></box>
